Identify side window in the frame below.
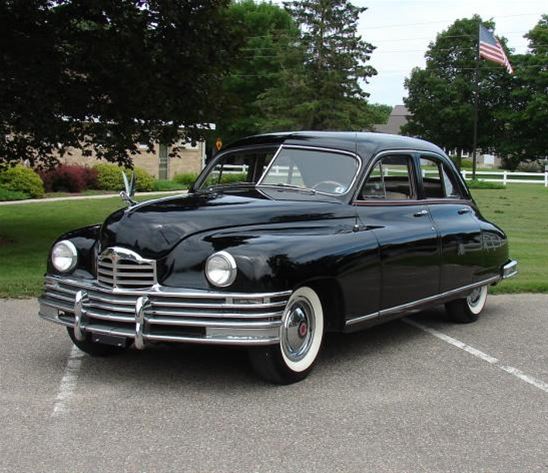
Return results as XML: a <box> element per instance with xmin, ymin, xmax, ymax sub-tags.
<box><xmin>359</xmin><ymin>155</ymin><xmax>414</xmax><ymax>200</ymax></box>
<box><xmin>419</xmin><ymin>156</ymin><xmax>462</xmax><ymax>199</ymax></box>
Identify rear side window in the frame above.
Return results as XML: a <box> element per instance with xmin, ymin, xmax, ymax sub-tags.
<box><xmin>419</xmin><ymin>156</ymin><xmax>462</xmax><ymax>199</ymax></box>
<box><xmin>359</xmin><ymin>154</ymin><xmax>414</xmax><ymax>200</ymax></box>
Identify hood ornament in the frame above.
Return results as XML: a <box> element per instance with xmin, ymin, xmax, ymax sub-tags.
<box><xmin>120</xmin><ymin>171</ymin><xmax>136</xmax><ymax>207</ymax></box>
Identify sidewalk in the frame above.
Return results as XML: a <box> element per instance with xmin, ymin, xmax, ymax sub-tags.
<box><xmin>0</xmin><ymin>190</ymin><xmax>187</xmax><ymax>206</ymax></box>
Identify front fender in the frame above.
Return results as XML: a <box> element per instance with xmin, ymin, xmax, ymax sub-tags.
<box><xmin>159</xmin><ymin>219</ymin><xmax>364</xmax><ymax>292</ymax></box>
<box><xmin>46</xmin><ymin>224</ymin><xmax>101</xmax><ymax>278</ymax></box>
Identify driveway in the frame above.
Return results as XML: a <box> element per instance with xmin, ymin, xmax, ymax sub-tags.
<box><xmin>1</xmin><ymin>295</ymin><xmax>547</xmax><ymax>472</ymax></box>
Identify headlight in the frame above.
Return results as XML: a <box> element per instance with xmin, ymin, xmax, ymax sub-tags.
<box><xmin>205</xmin><ymin>251</ymin><xmax>237</xmax><ymax>287</ymax></box>
<box><xmin>51</xmin><ymin>240</ymin><xmax>78</xmax><ymax>272</ymax></box>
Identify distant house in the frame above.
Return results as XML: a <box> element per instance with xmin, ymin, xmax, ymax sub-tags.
<box><xmin>371</xmin><ymin>105</ymin><xmax>410</xmax><ymax>135</ymax></box>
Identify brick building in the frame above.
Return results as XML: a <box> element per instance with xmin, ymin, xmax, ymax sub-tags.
<box><xmin>59</xmin><ymin>140</ymin><xmax>206</xmax><ymax>179</ymax></box>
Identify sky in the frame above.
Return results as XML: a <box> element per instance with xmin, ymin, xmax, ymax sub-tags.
<box><xmin>354</xmin><ymin>0</ymin><xmax>546</xmax><ymax>105</ymax></box>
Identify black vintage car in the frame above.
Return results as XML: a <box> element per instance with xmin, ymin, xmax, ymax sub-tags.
<box><xmin>39</xmin><ymin>132</ymin><xmax>517</xmax><ymax>384</ymax></box>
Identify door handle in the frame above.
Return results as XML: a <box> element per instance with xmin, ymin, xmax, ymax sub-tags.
<box><xmin>458</xmin><ymin>207</ymin><xmax>471</xmax><ymax>215</ymax></box>
<box><xmin>413</xmin><ymin>209</ymin><xmax>429</xmax><ymax>217</ymax></box>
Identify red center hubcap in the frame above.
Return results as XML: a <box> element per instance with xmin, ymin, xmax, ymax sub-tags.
<box><xmin>298</xmin><ymin>322</ymin><xmax>308</xmax><ymax>337</ymax></box>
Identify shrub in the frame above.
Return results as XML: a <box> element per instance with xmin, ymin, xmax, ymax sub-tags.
<box><xmin>93</xmin><ymin>164</ymin><xmax>154</xmax><ymax>192</ymax></box>
<box><xmin>219</xmin><ymin>172</ymin><xmax>247</xmax><ymax>184</ymax></box>
<box><xmin>173</xmin><ymin>172</ymin><xmax>199</xmax><ymax>186</ymax></box>
<box><xmin>0</xmin><ymin>186</ymin><xmax>29</xmax><ymax>201</ymax></box>
<box><xmin>152</xmin><ymin>180</ymin><xmax>187</xmax><ymax>191</ymax></box>
<box><xmin>40</xmin><ymin>165</ymin><xmax>98</xmax><ymax>193</ymax></box>
<box><xmin>0</xmin><ymin>165</ymin><xmax>44</xmax><ymax>198</ymax></box>
<box><xmin>467</xmin><ymin>180</ymin><xmax>505</xmax><ymax>190</ymax></box>
<box><xmin>449</xmin><ymin>156</ymin><xmax>473</xmax><ymax>169</ymax></box>
<box><xmin>516</xmin><ymin>161</ymin><xmax>543</xmax><ymax>173</ymax></box>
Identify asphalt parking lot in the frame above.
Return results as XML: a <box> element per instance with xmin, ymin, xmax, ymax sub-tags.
<box><xmin>1</xmin><ymin>295</ymin><xmax>547</xmax><ymax>473</ymax></box>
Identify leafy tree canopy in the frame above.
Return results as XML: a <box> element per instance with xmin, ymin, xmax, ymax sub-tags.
<box><xmin>402</xmin><ymin>16</ymin><xmax>514</xmax><ymax>161</ymax></box>
<box><xmin>0</xmin><ymin>0</ymin><xmax>241</xmax><ymax>168</ymax></box>
<box><xmin>258</xmin><ymin>0</ymin><xmax>377</xmax><ymax>131</ymax></box>
<box><xmin>364</xmin><ymin>103</ymin><xmax>392</xmax><ymax>126</ymax></box>
<box><xmin>215</xmin><ymin>0</ymin><xmax>298</xmax><ymax>146</ymax></box>
<box><xmin>495</xmin><ymin>15</ymin><xmax>547</xmax><ymax>168</ymax></box>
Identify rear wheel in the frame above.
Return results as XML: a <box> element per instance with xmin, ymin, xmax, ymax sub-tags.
<box><xmin>249</xmin><ymin>286</ymin><xmax>324</xmax><ymax>384</ymax></box>
<box><xmin>445</xmin><ymin>285</ymin><xmax>488</xmax><ymax>323</ymax></box>
<box><xmin>66</xmin><ymin>327</ymin><xmax>129</xmax><ymax>357</ymax></box>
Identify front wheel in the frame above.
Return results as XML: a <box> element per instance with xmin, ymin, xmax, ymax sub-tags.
<box><xmin>248</xmin><ymin>286</ymin><xmax>324</xmax><ymax>384</ymax></box>
<box><xmin>66</xmin><ymin>327</ymin><xmax>129</xmax><ymax>357</ymax></box>
<box><xmin>445</xmin><ymin>285</ymin><xmax>488</xmax><ymax>323</ymax></box>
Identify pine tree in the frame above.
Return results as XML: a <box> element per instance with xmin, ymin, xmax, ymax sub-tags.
<box><xmin>259</xmin><ymin>0</ymin><xmax>376</xmax><ymax>131</ymax></box>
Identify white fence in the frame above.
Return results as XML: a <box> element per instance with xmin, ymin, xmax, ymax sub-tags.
<box><xmin>222</xmin><ymin>164</ymin><xmax>294</xmax><ymax>177</ymax></box>
<box><xmin>460</xmin><ymin>170</ymin><xmax>548</xmax><ymax>187</ymax></box>
<box><xmin>222</xmin><ymin>164</ymin><xmax>548</xmax><ymax>187</ymax></box>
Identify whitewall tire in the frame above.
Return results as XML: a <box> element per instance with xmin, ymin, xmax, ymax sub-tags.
<box><xmin>249</xmin><ymin>286</ymin><xmax>324</xmax><ymax>384</ymax></box>
<box><xmin>445</xmin><ymin>285</ymin><xmax>488</xmax><ymax>323</ymax></box>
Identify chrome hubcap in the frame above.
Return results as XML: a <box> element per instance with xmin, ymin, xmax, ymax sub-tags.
<box><xmin>467</xmin><ymin>287</ymin><xmax>483</xmax><ymax>308</ymax></box>
<box><xmin>281</xmin><ymin>297</ymin><xmax>315</xmax><ymax>362</ymax></box>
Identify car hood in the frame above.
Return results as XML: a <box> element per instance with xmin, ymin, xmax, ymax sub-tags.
<box><xmin>99</xmin><ymin>188</ymin><xmax>354</xmax><ymax>258</ymax></box>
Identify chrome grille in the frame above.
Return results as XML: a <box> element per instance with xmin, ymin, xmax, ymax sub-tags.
<box><xmin>97</xmin><ymin>247</ymin><xmax>156</xmax><ymax>289</ymax></box>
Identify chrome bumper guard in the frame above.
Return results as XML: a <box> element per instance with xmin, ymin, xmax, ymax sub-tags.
<box><xmin>502</xmin><ymin>260</ymin><xmax>518</xmax><ymax>279</ymax></box>
<box><xmin>39</xmin><ymin>275</ymin><xmax>291</xmax><ymax>347</ymax></box>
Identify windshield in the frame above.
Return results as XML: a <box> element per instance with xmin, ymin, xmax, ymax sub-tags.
<box><xmin>259</xmin><ymin>147</ymin><xmax>360</xmax><ymax>195</ymax></box>
<box><xmin>198</xmin><ymin>148</ymin><xmax>276</xmax><ymax>190</ymax></box>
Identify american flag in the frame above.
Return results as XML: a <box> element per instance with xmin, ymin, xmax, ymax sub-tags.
<box><xmin>479</xmin><ymin>25</ymin><xmax>513</xmax><ymax>74</ymax></box>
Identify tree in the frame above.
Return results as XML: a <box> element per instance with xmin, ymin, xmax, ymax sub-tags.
<box><xmin>258</xmin><ymin>0</ymin><xmax>377</xmax><ymax>131</ymax></box>
<box><xmin>214</xmin><ymin>1</ymin><xmax>298</xmax><ymax>147</ymax></box>
<box><xmin>0</xmin><ymin>0</ymin><xmax>241</xmax><ymax>168</ymax></box>
<box><xmin>402</xmin><ymin>16</ymin><xmax>513</xmax><ymax>167</ymax></box>
<box><xmin>364</xmin><ymin>103</ymin><xmax>392</xmax><ymax>126</ymax></box>
<box><xmin>496</xmin><ymin>15</ymin><xmax>548</xmax><ymax>169</ymax></box>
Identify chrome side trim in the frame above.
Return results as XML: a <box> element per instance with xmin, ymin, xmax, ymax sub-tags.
<box><xmin>345</xmin><ymin>275</ymin><xmax>500</xmax><ymax>327</ymax></box>
<box><xmin>502</xmin><ymin>260</ymin><xmax>518</xmax><ymax>279</ymax></box>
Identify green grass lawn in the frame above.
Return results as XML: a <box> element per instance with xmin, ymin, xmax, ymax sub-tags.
<box><xmin>473</xmin><ymin>185</ymin><xmax>548</xmax><ymax>294</ymax></box>
<box><xmin>0</xmin><ymin>194</ymin><xmax>174</xmax><ymax>298</ymax></box>
<box><xmin>0</xmin><ymin>185</ymin><xmax>546</xmax><ymax>298</ymax></box>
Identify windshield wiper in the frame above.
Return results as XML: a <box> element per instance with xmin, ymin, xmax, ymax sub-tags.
<box><xmin>267</xmin><ymin>182</ymin><xmax>316</xmax><ymax>194</ymax></box>
<box><xmin>202</xmin><ymin>182</ymin><xmax>255</xmax><ymax>192</ymax></box>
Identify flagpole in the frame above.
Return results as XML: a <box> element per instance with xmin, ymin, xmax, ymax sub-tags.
<box><xmin>471</xmin><ymin>23</ymin><xmax>480</xmax><ymax>181</ymax></box>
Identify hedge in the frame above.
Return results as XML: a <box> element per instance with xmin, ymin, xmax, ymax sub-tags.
<box><xmin>0</xmin><ymin>165</ymin><xmax>44</xmax><ymax>198</ymax></box>
<box><xmin>93</xmin><ymin>164</ymin><xmax>155</xmax><ymax>192</ymax></box>
<box><xmin>40</xmin><ymin>165</ymin><xmax>98</xmax><ymax>193</ymax></box>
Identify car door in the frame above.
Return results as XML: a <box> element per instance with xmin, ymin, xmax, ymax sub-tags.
<box><xmin>354</xmin><ymin>153</ymin><xmax>440</xmax><ymax>311</ymax></box>
<box><xmin>416</xmin><ymin>153</ymin><xmax>484</xmax><ymax>292</ymax></box>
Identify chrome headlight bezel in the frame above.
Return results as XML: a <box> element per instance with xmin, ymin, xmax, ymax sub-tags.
<box><xmin>51</xmin><ymin>240</ymin><xmax>78</xmax><ymax>273</ymax></box>
<box><xmin>205</xmin><ymin>251</ymin><xmax>237</xmax><ymax>287</ymax></box>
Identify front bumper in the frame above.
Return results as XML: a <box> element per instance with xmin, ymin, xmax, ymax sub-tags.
<box><xmin>39</xmin><ymin>275</ymin><xmax>291</xmax><ymax>347</ymax></box>
<box><xmin>502</xmin><ymin>260</ymin><xmax>518</xmax><ymax>279</ymax></box>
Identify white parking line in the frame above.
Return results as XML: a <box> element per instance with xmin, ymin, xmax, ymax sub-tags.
<box><xmin>404</xmin><ymin>318</ymin><xmax>548</xmax><ymax>394</ymax></box>
<box><xmin>51</xmin><ymin>345</ymin><xmax>84</xmax><ymax>417</ymax></box>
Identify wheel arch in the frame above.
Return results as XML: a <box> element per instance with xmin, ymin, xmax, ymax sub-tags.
<box><xmin>296</xmin><ymin>277</ymin><xmax>346</xmax><ymax>333</ymax></box>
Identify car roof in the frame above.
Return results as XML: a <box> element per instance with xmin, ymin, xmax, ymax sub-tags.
<box><xmin>226</xmin><ymin>131</ymin><xmax>446</xmax><ymax>159</ymax></box>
